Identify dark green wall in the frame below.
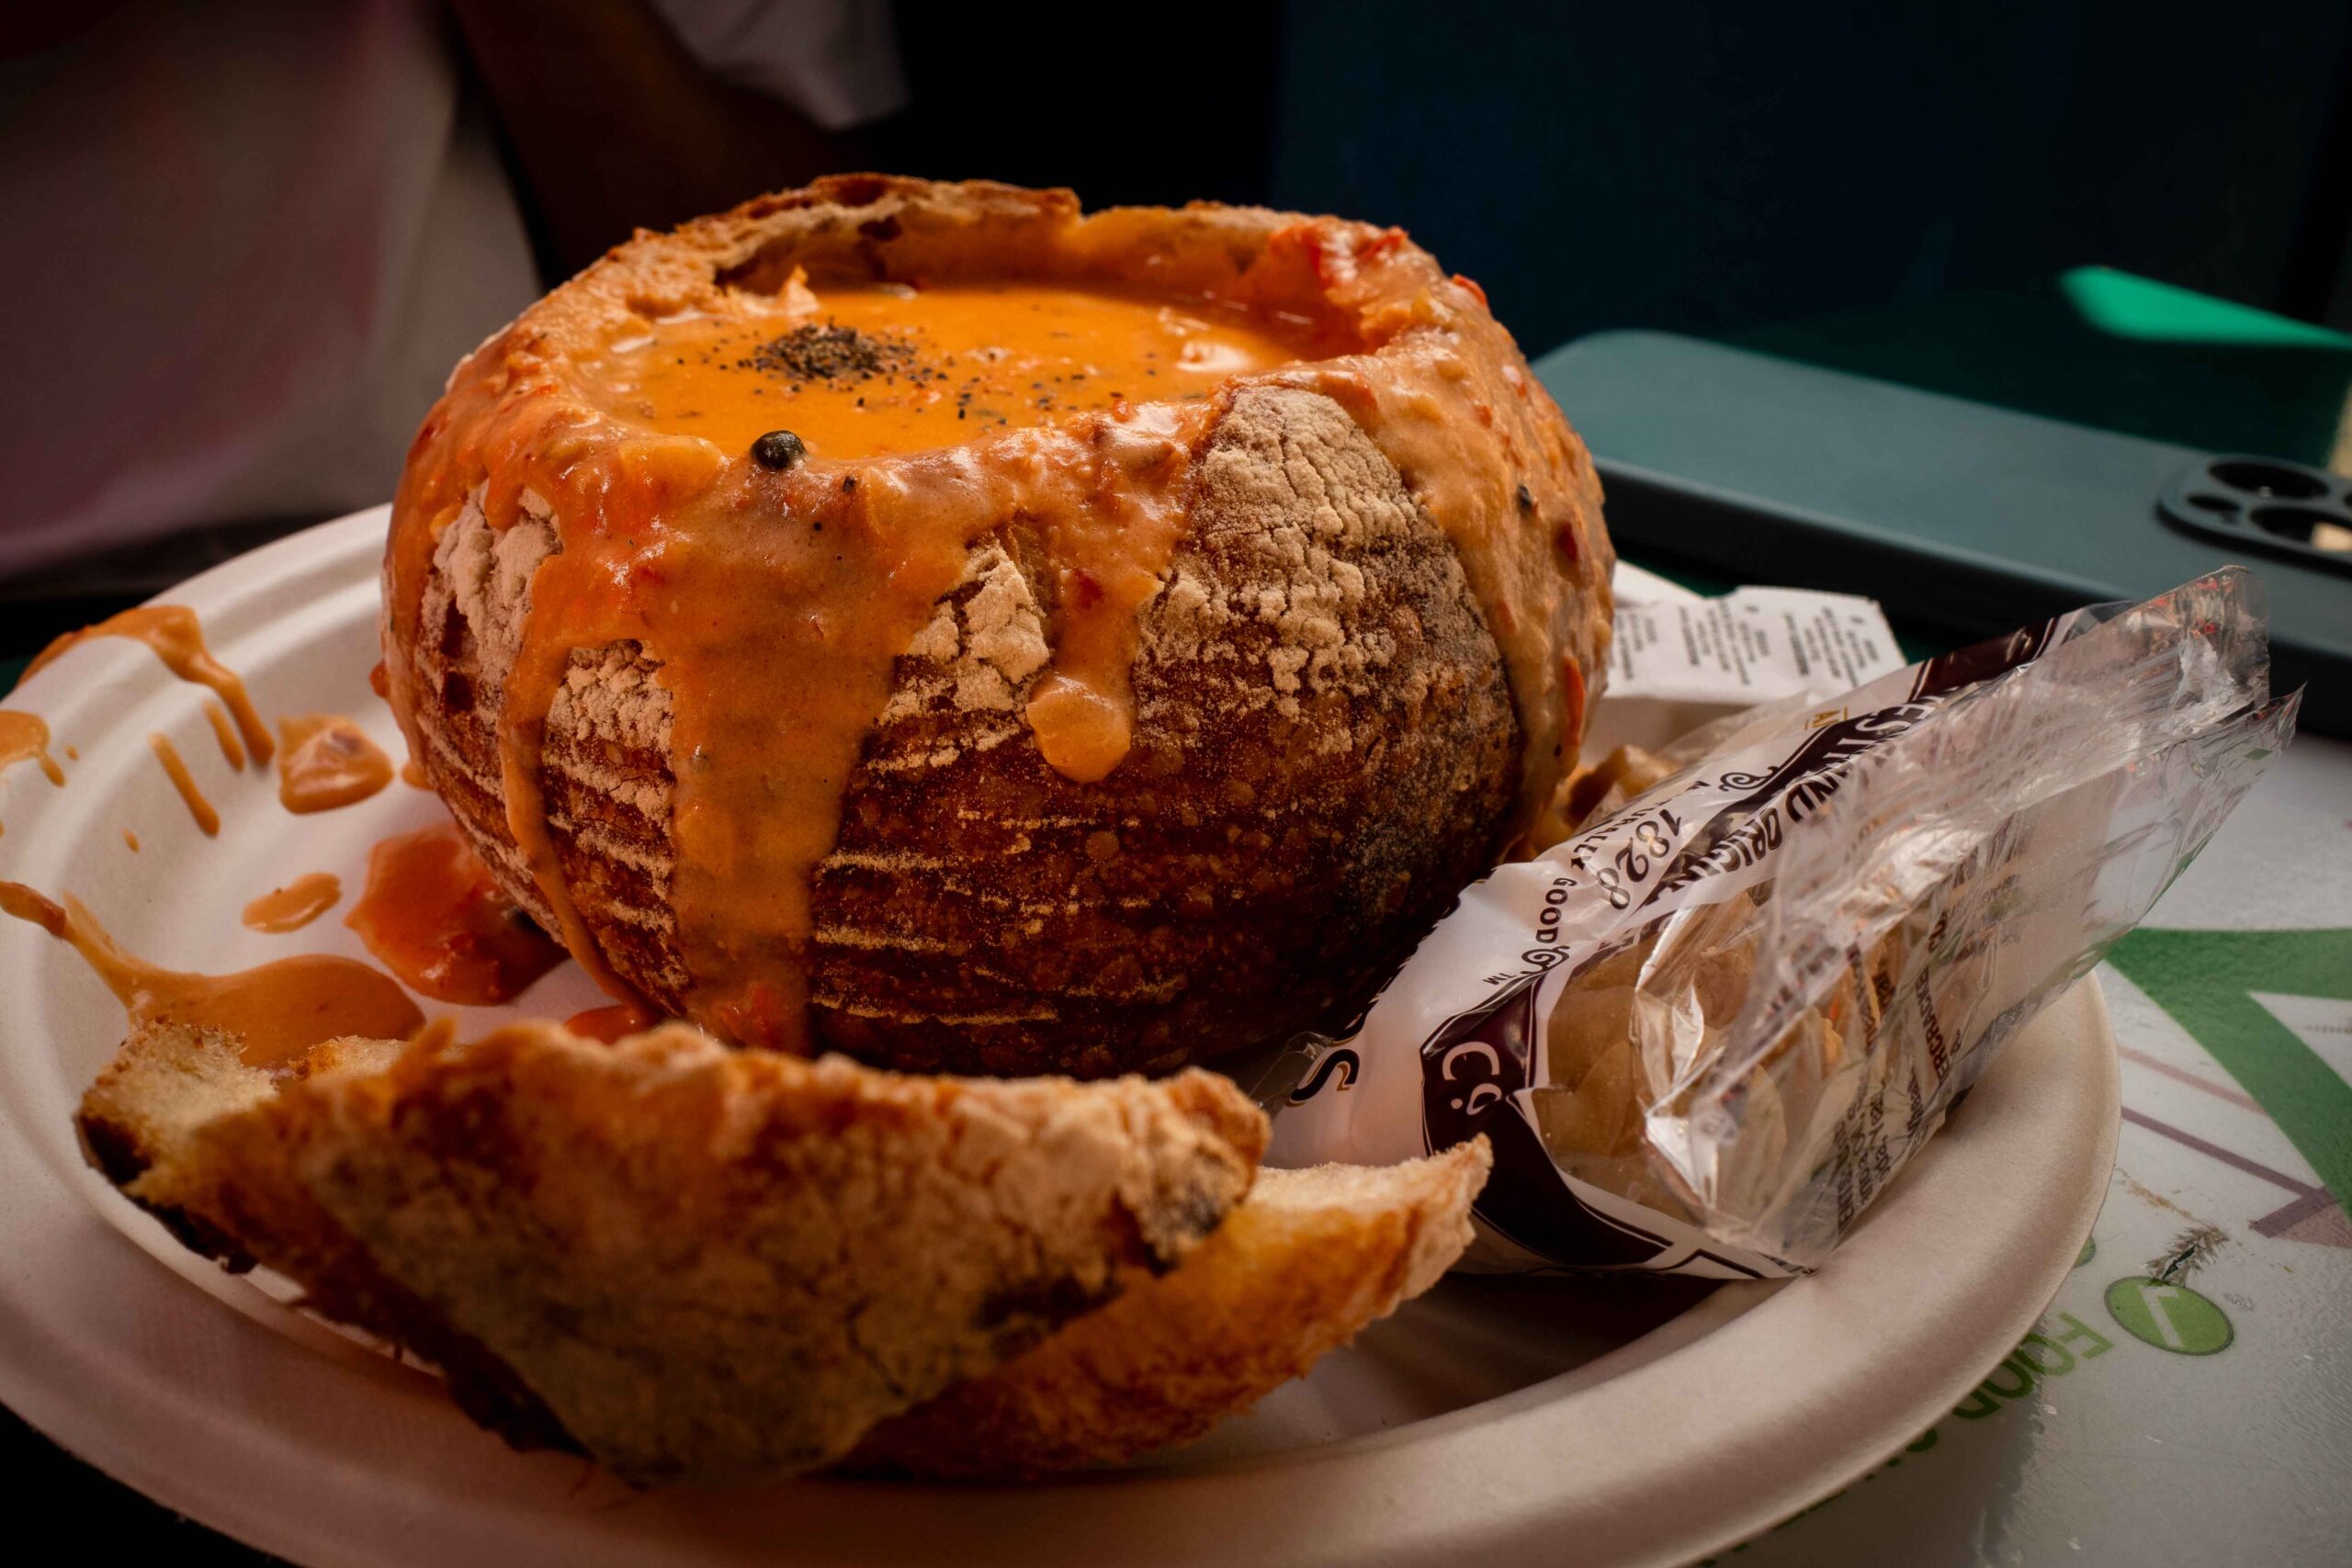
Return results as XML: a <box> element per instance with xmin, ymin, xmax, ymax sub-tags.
<box><xmin>1265</xmin><ymin>0</ymin><xmax>2352</xmax><ymax>351</ymax></box>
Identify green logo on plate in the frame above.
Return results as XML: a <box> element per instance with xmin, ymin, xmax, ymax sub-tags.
<box><xmin>2104</xmin><ymin>1277</ymin><xmax>2233</xmax><ymax>1355</ymax></box>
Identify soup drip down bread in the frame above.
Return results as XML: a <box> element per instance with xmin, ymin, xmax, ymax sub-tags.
<box><xmin>381</xmin><ymin>175</ymin><xmax>1614</xmax><ymax>1076</ymax></box>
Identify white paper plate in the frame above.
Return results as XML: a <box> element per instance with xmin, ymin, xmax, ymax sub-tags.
<box><xmin>0</xmin><ymin>511</ymin><xmax>2120</xmax><ymax>1568</ymax></box>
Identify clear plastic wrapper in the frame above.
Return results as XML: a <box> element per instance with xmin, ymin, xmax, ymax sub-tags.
<box><xmin>1265</xmin><ymin>570</ymin><xmax>2299</xmax><ymax>1275</ymax></box>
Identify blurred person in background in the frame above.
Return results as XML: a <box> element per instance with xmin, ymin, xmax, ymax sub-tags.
<box><xmin>0</xmin><ymin>0</ymin><xmax>907</xmax><ymax>632</ymax></box>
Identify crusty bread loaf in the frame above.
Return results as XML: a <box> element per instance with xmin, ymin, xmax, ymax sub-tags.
<box><xmin>848</xmin><ymin>1142</ymin><xmax>1490</xmax><ymax>1477</ymax></box>
<box><xmin>384</xmin><ymin>175</ymin><xmax>1614</xmax><ymax>1076</ymax></box>
<box><xmin>78</xmin><ymin>1017</ymin><xmax>1266</xmax><ymax>1482</ymax></box>
<box><xmin>413</xmin><ymin>388</ymin><xmax>1522</xmax><ymax>1075</ymax></box>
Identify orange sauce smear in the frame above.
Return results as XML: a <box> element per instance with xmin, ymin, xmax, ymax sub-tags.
<box><xmin>0</xmin><ymin>711</ymin><xmax>67</xmax><ymax>787</ymax></box>
<box><xmin>277</xmin><ymin>715</ymin><xmax>393</xmax><ymax>813</ymax></box>
<box><xmin>202</xmin><ymin>700</ymin><xmax>248</xmax><ymax>771</ymax></box>
<box><xmin>122</xmin><ymin>830</ymin><xmax>139</xmax><ymax>852</ymax></box>
<box><xmin>147</xmin><ymin>734</ymin><xmax>219</xmax><ymax>836</ymax></box>
<box><xmin>28</xmin><ymin>606</ymin><xmax>274</xmax><ymax>765</ymax></box>
<box><xmin>0</xmin><ymin>880</ymin><xmax>423</xmax><ymax>1068</ymax></box>
<box><xmin>0</xmin><ymin>710</ymin><xmax>66</xmax><ymax>836</ymax></box>
<box><xmin>577</xmin><ymin>282</ymin><xmax>1322</xmax><ymax>462</ymax></box>
<box><xmin>242</xmin><ymin>873</ymin><xmax>342</xmax><ymax>933</ymax></box>
<box><xmin>346</xmin><ymin>820</ymin><xmax>567</xmax><ymax>1005</ymax></box>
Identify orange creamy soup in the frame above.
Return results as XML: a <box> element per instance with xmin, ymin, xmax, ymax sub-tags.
<box><xmin>147</xmin><ymin>734</ymin><xmax>218</xmax><ymax>836</ymax></box>
<box><xmin>0</xmin><ymin>880</ymin><xmax>422</xmax><ymax>1069</ymax></box>
<box><xmin>0</xmin><ymin>711</ymin><xmax>65</xmax><ymax>836</ymax></box>
<box><xmin>276</xmin><ymin>714</ymin><xmax>393</xmax><ymax>814</ymax></box>
<box><xmin>574</xmin><ymin>281</ymin><xmax>1330</xmax><ymax>462</ymax></box>
<box><xmin>242</xmin><ymin>873</ymin><xmax>342</xmax><ymax>933</ymax></box>
<box><xmin>347</xmin><ymin>820</ymin><xmax>568</xmax><ymax>1006</ymax></box>
<box><xmin>30</xmin><ymin>606</ymin><xmax>273</xmax><ymax>765</ymax></box>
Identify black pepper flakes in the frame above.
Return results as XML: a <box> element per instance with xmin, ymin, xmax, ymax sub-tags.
<box><xmin>1516</xmin><ymin>483</ymin><xmax>1535</xmax><ymax>513</ymax></box>
<box><xmin>741</xmin><ymin>321</ymin><xmax>914</xmax><ymax>384</ymax></box>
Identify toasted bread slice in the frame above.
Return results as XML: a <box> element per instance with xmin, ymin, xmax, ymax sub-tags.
<box><xmin>77</xmin><ymin>1018</ymin><xmax>1265</xmax><ymax>1483</ymax></box>
<box><xmin>847</xmin><ymin>1139</ymin><xmax>1491</xmax><ymax>1478</ymax></box>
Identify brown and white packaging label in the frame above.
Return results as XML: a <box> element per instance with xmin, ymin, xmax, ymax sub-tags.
<box><xmin>1268</xmin><ymin>570</ymin><xmax>2297</xmax><ymax>1275</ymax></box>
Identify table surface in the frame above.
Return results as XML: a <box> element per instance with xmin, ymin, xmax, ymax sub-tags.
<box><xmin>3</xmin><ymin>276</ymin><xmax>2347</xmax><ymax>1566</ymax></box>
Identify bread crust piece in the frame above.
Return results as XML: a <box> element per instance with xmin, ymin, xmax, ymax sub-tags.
<box><xmin>76</xmin><ymin>1018</ymin><xmax>1265</xmax><ymax>1483</ymax></box>
<box><xmin>848</xmin><ymin>1141</ymin><xmax>1491</xmax><ymax>1478</ymax></box>
<box><xmin>386</xmin><ymin>175</ymin><xmax>1614</xmax><ymax>1076</ymax></box>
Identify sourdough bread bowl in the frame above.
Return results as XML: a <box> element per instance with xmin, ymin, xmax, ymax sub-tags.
<box><xmin>382</xmin><ymin>175</ymin><xmax>1613</xmax><ymax>1075</ymax></box>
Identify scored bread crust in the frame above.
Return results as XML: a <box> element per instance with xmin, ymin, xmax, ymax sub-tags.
<box><xmin>847</xmin><ymin>1141</ymin><xmax>1491</xmax><ymax>1478</ymax></box>
<box><xmin>387</xmin><ymin>175</ymin><xmax>1614</xmax><ymax>1077</ymax></box>
<box><xmin>414</xmin><ymin>387</ymin><xmax>1521</xmax><ymax>1075</ymax></box>
<box><xmin>77</xmin><ymin>1018</ymin><xmax>1266</xmax><ymax>1483</ymax></box>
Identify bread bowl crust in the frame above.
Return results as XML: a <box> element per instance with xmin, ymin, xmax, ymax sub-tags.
<box><xmin>384</xmin><ymin>176</ymin><xmax>1612</xmax><ymax>1071</ymax></box>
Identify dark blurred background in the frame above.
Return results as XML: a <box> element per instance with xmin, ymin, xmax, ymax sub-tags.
<box><xmin>2</xmin><ymin>0</ymin><xmax>2347</xmax><ymax>650</ymax></box>
<box><xmin>911</xmin><ymin>0</ymin><xmax>2352</xmax><ymax>353</ymax></box>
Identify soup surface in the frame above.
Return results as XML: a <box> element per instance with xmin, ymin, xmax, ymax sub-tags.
<box><xmin>574</xmin><ymin>282</ymin><xmax>1329</xmax><ymax>458</ymax></box>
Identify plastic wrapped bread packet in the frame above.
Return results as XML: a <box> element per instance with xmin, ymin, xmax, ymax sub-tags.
<box><xmin>1267</xmin><ymin>569</ymin><xmax>2298</xmax><ymax>1277</ymax></box>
